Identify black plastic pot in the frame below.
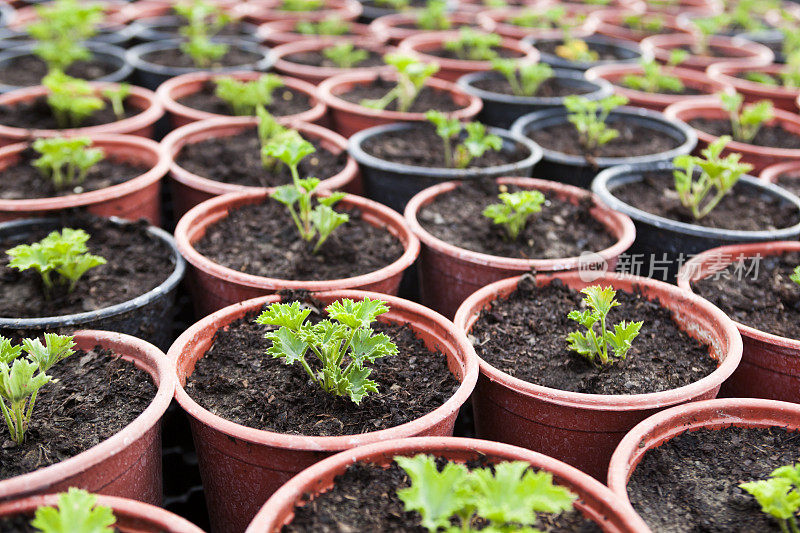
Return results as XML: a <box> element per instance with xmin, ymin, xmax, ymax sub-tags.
<box><xmin>0</xmin><ymin>4</ymin><xmax>13</xmax><ymax>29</ymax></box>
<box><xmin>591</xmin><ymin>162</ymin><xmax>800</xmax><ymax>280</ymax></box>
<box><xmin>0</xmin><ymin>217</ymin><xmax>186</xmax><ymax>349</ymax></box>
<box><xmin>523</xmin><ymin>36</ymin><xmax>646</xmax><ymax>72</ymax></box>
<box><xmin>128</xmin><ymin>15</ymin><xmax>259</xmax><ymax>45</ymax></box>
<box><xmin>510</xmin><ymin>106</ymin><xmax>696</xmax><ymax>189</ymax></box>
<box><xmin>126</xmin><ymin>38</ymin><xmax>272</xmax><ymax>91</ymax></box>
<box><xmin>349</xmin><ymin>122</ymin><xmax>542</xmax><ymax>212</ymax></box>
<box><xmin>456</xmin><ymin>69</ymin><xmax>613</xmax><ymax>129</ymax></box>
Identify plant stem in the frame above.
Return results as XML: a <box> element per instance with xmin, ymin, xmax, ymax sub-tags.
<box><xmin>0</xmin><ymin>400</ymin><xmax>15</xmax><ymax>444</ymax></box>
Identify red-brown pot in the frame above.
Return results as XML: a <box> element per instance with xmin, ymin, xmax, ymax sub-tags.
<box><xmin>664</xmin><ymin>97</ymin><xmax>800</xmax><ymax>172</ymax></box>
<box><xmin>585</xmin><ymin>63</ymin><xmax>731</xmax><ymax>111</ymax></box>
<box><xmin>707</xmin><ymin>62</ymin><xmax>800</xmax><ymax>112</ymax></box>
<box><xmin>256</xmin><ymin>19</ymin><xmax>379</xmax><ymax>47</ymax></box>
<box><xmin>169</xmin><ymin>290</ymin><xmax>479</xmax><ymax>533</ymax></box>
<box><xmin>234</xmin><ymin>0</ymin><xmax>362</xmax><ymax>24</ymax></box>
<box><xmin>246</xmin><ymin>436</ymin><xmax>651</xmax><ymax>533</ymax></box>
<box><xmin>476</xmin><ymin>5</ymin><xmax>599</xmax><ymax>41</ymax></box>
<box><xmin>11</xmin><ymin>0</ymin><xmax>128</xmax><ymax>27</ymax></box>
<box><xmin>156</xmin><ymin>70</ymin><xmax>326</xmax><ymax>129</ymax></box>
<box><xmin>369</xmin><ymin>11</ymin><xmax>478</xmax><ymax>45</ymax></box>
<box><xmin>174</xmin><ymin>190</ymin><xmax>420</xmax><ymax>316</ymax></box>
<box><xmin>586</xmin><ymin>8</ymin><xmax>692</xmax><ymax>42</ymax></box>
<box><xmin>640</xmin><ymin>33</ymin><xmax>774</xmax><ymax>71</ymax></box>
<box><xmin>317</xmin><ymin>70</ymin><xmax>482</xmax><ymax>137</ymax></box>
<box><xmin>0</xmin><ymin>134</ymin><xmax>168</xmax><ymax>225</ymax></box>
<box><xmin>270</xmin><ymin>37</ymin><xmax>391</xmax><ymax>85</ymax></box>
<box><xmin>0</xmin><ymin>330</ymin><xmax>175</xmax><ymax>504</ymax></box>
<box><xmin>162</xmin><ymin>116</ymin><xmax>359</xmax><ymax>218</ymax></box>
<box><xmin>117</xmin><ymin>0</ymin><xmax>241</xmax><ymax>21</ymax></box>
<box><xmin>404</xmin><ymin>177</ymin><xmax>636</xmax><ymax>319</ymax></box>
<box><xmin>643</xmin><ymin>0</ymin><xmax>722</xmax><ymax>17</ymax></box>
<box><xmin>453</xmin><ymin>271</ymin><xmax>742</xmax><ymax>480</ymax></box>
<box><xmin>397</xmin><ymin>30</ymin><xmax>539</xmax><ymax>82</ymax></box>
<box><xmin>0</xmin><ymin>493</ymin><xmax>204</xmax><ymax>533</ymax></box>
<box><xmin>0</xmin><ymin>83</ymin><xmax>164</xmax><ymax>146</ymax></box>
<box><xmin>677</xmin><ymin>241</ymin><xmax>800</xmax><ymax>403</ymax></box>
<box><xmin>760</xmin><ymin>159</ymin><xmax>800</xmax><ymax>192</ymax></box>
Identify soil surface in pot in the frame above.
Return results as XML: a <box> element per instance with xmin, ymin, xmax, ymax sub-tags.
<box><xmin>0</xmin><ymin>96</ymin><xmax>139</xmax><ymax>130</ymax></box>
<box><xmin>184</xmin><ymin>296</ymin><xmax>460</xmax><ymax>436</ymax></box>
<box><xmin>283</xmin><ymin>48</ymin><xmax>385</xmax><ymax>68</ymax></box>
<box><xmin>627</xmin><ymin>426</ymin><xmax>800</xmax><ymax>532</ymax></box>
<box><xmin>471</xmin><ymin>76</ymin><xmax>595</xmax><ymax>98</ymax></box>
<box><xmin>469</xmin><ymin>276</ymin><xmax>716</xmax><ymax>394</ymax></box>
<box><xmin>615</xmin><ymin>77</ymin><xmax>704</xmax><ymax>95</ymax></box>
<box><xmin>140</xmin><ymin>46</ymin><xmax>263</xmax><ymax>68</ymax></box>
<box><xmin>0</xmin><ymin>55</ymin><xmax>118</xmax><ymax>87</ymax></box>
<box><xmin>424</xmin><ymin>46</ymin><xmax>524</xmax><ymax>61</ymax></box>
<box><xmin>688</xmin><ymin>118</ymin><xmax>800</xmax><ymax>150</ymax></box>
<box><xmin>0</xmin><ymin>346</ymin><xmax>156</xmax><ymax>480</ymax></box>
<box><xmin>613</xmin><ymin>171</ymin><xmax>800</xmax><ymax>231</ymax></box>
<box><xmin>0</xmin><ymin>146</ymin><xmax>146</xmax><ymax>200</ymax></box>
<box><xmin>175</xmin><ymin>80</ymin><xmax>312</xmax><ymax>117</ymax></box>
<box><xmin>0</xmin><ymin>216</ymin><xmax>174</xmax><ymax>318</ymax></box>
<box><xmin>536</xmin><ymin>39</ymin><xmax>626</xmax><ymax>61</ymax></box>
<box><xmin>362</xmin><ymin>125</ymin><xmax>530</xmax><ymax>168</ymax></box>
<box><xmin>174</xmin><ymin>129</ymin><xmax>347</xmax><ymax>187</ymax></box>
<box><xmin>527</xmin><ymin>120</ymin><xmax>681</xmax><ymax>158</ymax></box>
<box><xmin>282</xmin><ymin>457</ymin><xmax>601</xmax><ymax>532</ymax></box>
<box><xmin>338</xmin><ymin>78</ymin><xmax>463</xmax><ymax>113</ymax></box>
<box><xmin>394</xmin><ymin>21</ymin><xmax>476</xmax><ymax>31</ymax></box>
<box><xmin>777</xmin><ymin>174</ymin><xmax>800</xmax><ymax>197</ymax></box>
<box><xmin>418</xmin><ymin>180</ymin><xmax>615</xmax><ymax>259</ymax></box>
<box><xmin>193</xmin><ymin>201</ymin><xmax>403</xmax><ymax>280</ymax></box>
<box><xmin>691</xmin><ymin>251</ymin><xmax>800</xmax><ymax>339</ymax></box>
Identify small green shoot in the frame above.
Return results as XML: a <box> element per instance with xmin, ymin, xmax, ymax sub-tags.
<box><xmin>214</xmin><ymin>74</ymin><xmax>284</xmax><ymax>115</ymax></box>
<box><xmin>374</xmin><ymin>0</ymin><xmax>410</xmax><ymax>10</ymax></box>
<box><xmin>491</xmin><ymin>59</ymin><xmax>553</xmax><ymax>96</ymax></box>
<box><xmin>622</xmin><ymin>13</ymin><xmax>665</xmax><ymax>33</ymax></box>
<box><xmin>322</xmin><ymin>42</ymin><xmax>369</xmax><ymax>68</ymax></box>
<box><xmin>32</xmin><ymin>136</ymin><xmax>104</xmax><ymax>191</ymax></box>
<box><xmin>555</xmin><ymin>37</ymin><xmax>599</xmax><ymax>63</ymax></box>
<box><xmin>360</xmin><ymin>53</ymin><xmax>439</xmax><ymax>112</ymax></box>
<box><xmin>101</xmin><ymin>83</ymin><xmax>130</xmax><ymax>120</ymax></box>
<box><xmin>31</xmin><ymin>488</ymin><xmax>116</xmax><ymax>533</ymax></box>
<box><xmin>444</xmin><ymin>28</ymin><xmax>501</xmax><ymax>61</ymax></box>
<box><xmin>295</xmin><ymin>17</ymin><xmax>349</xmax><ymax>36</ymax></box>
<box><xmin>483</xmin><ymin>189</ymin><xmax>546</xmax><ymax>240</ymax></box>
<box><xmin>692</xmin><ymin>15</ymin><xmax>727</xmax><ymax>55</ymax></box>
<box><xmin>417</xmin><ymin>0</ymin><xmax>450</xmax><ymax>30</ymax></box>
<box><xmin>425</xmin><ymin>111</ymin><xmax>503</xmax><ymax>168</ymax></box>
<box><xmin>26</xmin><ymin>0</ymin><xmax>103</xmax><ymax>72</ymax></box>
<box><xmin>43</xmin><ymin>70</ymin><xmax>105</xmax><ymax>128</ymax></box>
<box><xmin>509</xmin><ymin>6</ymin><xmax>567</xmax><ymax>29</ymax></box>
<box><xmin>622</xmin><ymin>54</ymin><xmax>687</xmax><ymax>94</ymax></box>
<box><xmin>564</xmin><ymin>94</ymin><xmax>628</xmax><ymax>152</ymax></box>
<box><xmin>175</xmin><ymin>0</ymin><xmax>231</xmax><ymax>67</ymax></box>
<box><xmin>719</xmin><ymin>92</ymin><xmax>774</xmax><ymax>143</ymax></box>
<box><xmin>791</xmin><ymin>266</ymin><xmax>800</xmax><ymax>287</ymax></box>
<box><xmin>741</xmin><ymin>463</ymin><xmax>800</xmax><ymax>533</ymax></box>
<box><xmin>281</xmin><ymin>0</ymin><xmax>324</xmax><ymax>10</ymax></box>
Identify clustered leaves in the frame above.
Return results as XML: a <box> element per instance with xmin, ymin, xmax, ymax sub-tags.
<box><xmin>101</xmin><ymin>83</ymin><xmax>130</xmax><ymax>120</ymax></box>
<box><xmin>555</xmin><ymin>38</ymin><xmax>598</xmax><ymax>63</ymax></box>
<box><xmin>444</xmin><ymin>28</ymin><xmax>501</xmax><ymax>61</ymax></box>
<box><xmin>322</xmin><ymin>42</ymin><xmax>369</xmax><ymax>68</ymax></box>
<box><xmin>281</xmin><ymin>0</ymin><xmax>324</xmax><ymax>11</ymax></box>
<box><xmin>361</xmin><ymin>54</ymin><xmax>439</xmax><ymax>112</ymax></box>
<box><xmin>31</xmin><ymin>488</ymin><xmax>116</xmax><ymax>533</ymax></box>
<box><xmin>622</xmin><ymin>13</ymin><xmax>666</xmax><ymax>33</ymax></box>
<box><xmin>257</xmin><ymin>298</ymin><xmax>398</xmax><ymax>404</ymax></box>
<box><xmin>426</xmin><ymin>111</ymin><xmax>503</xmax><ymax>169</ymax></box>
<box><xmin>491</xmin><ymin>59</ymin><xmax>553</xmax><ymax>97</ymax></box>
<box><xmin>396</xmin><ymin>454</ymin><xmax>577</xmax><ymax>533</ymax></box>
<box><xmin>622</xmin><ymin>52</ymin><xmax>688</xmax><ymax>93</ymax></box>
<box><xmin>27</xmin><ymin>0</ymin><xmax>103</xmax><ymax>72</ymax></box>
<box><xmin>483</xmin><ymin>189</ymin><xmax>546</xmax><ymax>241</ymax></box>
<box><xmin>417</xmin><ymin>0</ymin><xmax>450</xmax><ymax>31</ymax></box>
<box><xmin>374</xmin><ymin>0</ymin><xmax>410</xmax><ymax>10</ymax></box>
<box><xmin>175</xmin><ymin>0</ymin><xmax>231</xmax><ymax>67</ymax></box>
<box><xmin>295</xmin><ymin>17</ymin><xmax>350</xmax><ymax>36</ymax></box>
<box><xmin>509</xmin><ymin>7</ymin><xmax>568</xmax><ymax>29</ymax></box>
<box><xmin>740</xmin><ymin>463</ymin><xmax>800</xmax><ymax>533</ymax></box>
<box><xmin>43</xmin><ymin>70</ymin><xmax>105</xmax><ymax>128</ymax></box>
<box><xmin>719</xmin><ymin>92</ymin><xmax>774</xmax><ymax>143</ymax></box>
<box><xmin>791</xmin><ymin>266</ymin><xmax>800</xmax><ymax>287</ymax></box>
<box><xmin>32</xmin><ymin>136</ymin><xmax>105</xmax><ymax>191</ymax></box>
<box><xmin>564</xmin><ymin>94</ymin><xmax>628</xmax><ymax>152</ymax></box>
<box><xmin>214</xmin><ymin>74</ymin><xmax>284</xmax><ymax>115</ymax></box>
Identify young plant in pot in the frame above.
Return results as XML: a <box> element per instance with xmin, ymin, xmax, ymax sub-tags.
<box><xmin>270</xmin><ymin>37</ymin><xmax>389</xmax><ymax>86</ymax></box>
<box><xmin>368</xmin><ymin>0</ymin><xmax>479</xmax><ymax>45</ymax></box>
<box><xmin>238</xmin><ymin>0</ymin><xmax>363</xmax><ymax>24</ymax></box>
<box><xmin>523</xmin><ymin>30</ymin><xmax>646</xmax><ymax>72</ymax></box>
<box><xmin>586</xmin><ymin>10</ymin><xmax>691</xmax><ymax>43</ymax></box>
<box><xmin>128</xmin><ymin>0</ymin><xmax>257</xmax><ymax>44</ymax></box>
<box><xmin>475</xmin><ymin>5</ymin><xmax>596</xmax><ymax>41</ymax></box>
<box><xmin>639</xmin><ymin>31</ymin><xmax>774</xmax><ymax>72</ymax></box>
<box><xmin>256</xmin><ymin>17</ymin><xmax>377</xmax><ymax>47</ymax></box>
<box><xmin>452</xmin><ymin>270</ymin><xmax>743</xmax><ymax>480</ymax></box>
<box><xmin>511</xmin><ymin>93</ymin><xmax>696</xmax><ymax>188</ymax></box>
<box><xmin>706</xmin><ymin>53</ymin><xmax>800</xmax><ymax>112</ymax></box>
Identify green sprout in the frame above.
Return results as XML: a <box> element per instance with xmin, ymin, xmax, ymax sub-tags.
<box><xmin>564</xmin><ymin>94</ymin><xmax>628</xmax><ymax>152</ymax></box>
<box><xmin>555</xmin><ymin>37</ymin><xmax>599</xmax><ymax>63</ymax></box>
<box><xmin>360</xmin><ymin>53</ymin><xmax>439</xmax><ymax>112</ymax></box>
<box><xmin>26</xmin><ymin>0</ymin><xmax>103</xmax><ymax>72</ymax></box>
<box><xmin>43</xmin><ymin>70</ymin><xmax>105</xmax><ymax>128</ymax></box>
<box><xmin>214</xmin><ymin>74</ymin><xmax>284</xmax><ymax>115</ymax></box>
<box><xmin>295</xmin><ymin>17</ymin><xmax>350</xmax><ymax>36</ymax></box>
<box><xmin>719</xmin><ymin>92</ymin><xmax>774</xmax><ymax>143</ymax></box>
<box><xmin>425</xmin><ymin>111</ymin><xmax>503</xmax><ymax>169</ymax></box>
<box><xmin>32</xmin><ymin>136</ymin><xmax>104</xmax><ymax>191</ymax></box>
<box><xmin>322</xmin><ymin>42</ymin><xmax>369</xmax><ymax>68</ymax></box>
<box><xmin>491</xmin><ymin>59</ymin><xmax>553</xmax><ymax>96</ymax></box>
<box><xmin>745</xmin><ymin>53</ymin><xmax>800</xmax><ymax>89</ymax></box>
<box><xmin>791</xmin><ymin>266</ymin><xmax>800</xmax><ymax>286</ymax></box>
<box><xmin>101</xmin><ymin>83</ymin><xmax>130</xmax><ymax>120</ymax></box>
<box><xmin>622</xmin><ymin>53</ymin><xmax>688</xmax><ymax>94</ymax></box>
<box><xmin>692</xmin><ymin>15</ymin><xmax>727</xmax><ymax>55</ymax></box>
<box><xmin>257</xmin><ymin>298</ymin><xmax>398</xmax><ymax>404</ymax></box>
<box><xmin>509</xmin><ymin>7</ymin><xmax>567</xmax><ymax>29</ymax></box>
<box><xmin>31</xmin><ymin>488</ymin><xmax>116</xmax><ymax>533</ymax></box>
<box><xmin>281</xmin><ymin>0</ymin><xmax>324</xmax><ymax>10</ymax></box>
<box><xmin>444</xmin><ymin>28</ymin><xmax>501</xmax><ymax>61</ymax></box>
<box><xmin>374</xmin><ymin>0</ymin><xmax>411</xmax><ymax>10</ymax></box>
<box><xmin>417</xmin><ymin>0</ymin><xmax>450</xmax><ymax>30</ymax></box>
<box><xmin>175</xmin><ymin>0</ymin><xmax>231</xmax><ymax>67</ymax></box>
<box><xmin>741</xmin><ymin>463</ymin><xmax>800</xmax><ymax>533</ymax></box>
<box><xmin>622</xmin><ymin>13</ymin><xmax>666</xmax><ymax>33</ymax></box>
<box><xmin>483</xmin><ymin>189</ymin><xmax>546</xmax><ymax>240</ymax></box>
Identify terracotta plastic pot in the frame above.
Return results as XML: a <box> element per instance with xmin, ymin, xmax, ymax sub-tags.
<box><xmin>162</xmin><ymin>117</ymin><xmax>359</xmax><ymax>218</ymax></box>
<box><xmin>404</xmin><ymin>177</ymin><xmax>636</xmax><ymax>319</ymax></box>
<box><xmin>398</xmin><ymin>30</ymin><xmax>539</xmax><ymax>82</ymax></box>
<box><xmin>585</xmin><ymin>63</ymin><xmax>731</xmax><ymax>111</ymax></box>
<box><xmin>640</xmin><ymin>33</ymin><xmax>774</xmax><ymax>71</ymax></box>
<box><xmin>169</xmin><ymin>290</ymin><xmax>479</xmax><ymax>533</ymax></box>
<box><xmin>369</xmin><ymin>11</ymin><xmax>478</xmax><ymax>45</ymax></box>
<box><xmin>476</xmin><ymin>5</ymin><xmax>599</xmax><ymax>40</ymax></box>
<box><xmin>664</xmin><ymin>97</ymin><xmax>800</xmax><ymax>172</ymax></box>
<box><xmin>246</xmin><ymin>436</ymin><xmax>651</xmax><ymax>533</ymax></box>
<box><xmin>524</xmin><ymin>35</ymin><xmax>647</xmax><ymax>72</ymax></box>
<box><xmin>0</xmin><ymin>134</ymin><xmax>168</xmax><ymax>225</ymax></box>
<box><xmin>585</xmin><ymin>8</ymin><xmax>691</xmax><ymax>42</ymax></box>
<box><xmin>677</xmin><ymin>242</ymin><xmax>800</xmax><ymax>403</ymax></box>
<box><xmin>174</xmin><ymin>190</ymin><xmax>420</xmax><ymax>316</ymax></box>
<box><xmin>156</xmin><ymin>70</ymin><xmax>326</xmax><ymax>129</ymax></box>
<box><xmin>256</xmin><ymin>19</ymin><xmax>378</xmax><ymax>47</ymax></box>
<box><xmin>0</xmin><ymin>82</ymin><xmax>163</xmax><ymax>146</ymax></box>
<box><xmin>607</xmin><ymin>397</ymin><xmax>800</xmax><ymax>528</ymax></box>
<box><xmin>234</xmin><ymin>0</ymin><xmax>362</xmax><ymax>24</ymax></box>
<box><xmin>453</xmin><ymin>270</ymin><xmax>743</xmax><ymax>480</ymax></box>
<box><xmin>129</xmin><ymin>15</ymin><xmax>259</xmax><ymax>44</ymax></box>
<box><xmin>707</xmin><ymin>61</ymin><xmax>800</xmax><ymax>112</ymax></box>
<box><xmin>0</xmin><ymin>493</ymin><xmax>204</xmax><ymax>533</ymax></box>
<box><xmin>760</xmin><ymin>159</ymin><xmax>800</xmax><ymax>191</ymax></box>
<box><xmin>317</xmin><ymin>70</ymin><xmax>482</xmax><ymax>137</ymax></box>
<box><xmin>0</xmin><ymin>330</ymin><xmax>175</xmax><ymax>505</ymax></box>
<box><xmin>270</xmin><ymin>37</ymin><xmax>391</xmax><ymax>85</ymax></box>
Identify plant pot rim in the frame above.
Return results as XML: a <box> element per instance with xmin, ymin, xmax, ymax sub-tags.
<box><xmin>349</xmin><ymin>121</ymin><xmax>541</xmax><ymax>178</ymax></box>
<box><xmin>234</xmin><ymin>0</ymin><xmax>363</xmax><ymax>22</ymax></box>
<box><xmin>369</xmin><ymin>11</ymin><xmax>477</xmax><ymax>42</ymax></box>
<box><xmin>640</xmin><ymin>33</ymin><xmax>774</xmax><ymax>67</ymax></box>
<box><xmin>511</xmin><ymin>105</ymin><xmax>697</xmax><ymax>167</ymax></box>
<box><xmin>760</xmin><ymin>159</ymin><xmax>800</xmax><ymax>183</ymax></box>
<box><xmin>126</xmin><ymin>38</ymin><xmax>273</xmax><ymax>78</ymax></box>
<box><xmin>255</xmin><ymin>19</ymin><xmax>378</xmax><ymax>45</ymax></box>
<box><xmin>161</xmin><ymin>116</ymin><xmax>358</xmax><ymax>196</ymax></box>
<box><xmin>0</xmin><ymin>329</ymin><xmax>175</xmax><ymax>500</ymax></box>
<box><xmin>591</xmin><ymin>162</ymin><xmax>800</xmax><ymax>240</ymax></box>
<box><xmin>0</xmin><ymin>217</ymin><xmax>186</xmax><ymax>328</ymax></box>
<box><xmin>174</xmin><ymin>190</ymin><xmax>421</xmax><ymax>290</ymax></box>
<box><xmin>523</xmin><ymin>35</ymin><xmax>647</xmax><ymax>70</ymax></box>
<box><xmin>245</xmin><ymin>435</ymin><xmax>651</xmax><ymax>532</ymax></box>
<box><xmin>269</xmin><ymin>37</ymin><xmax>393</xmax><ymax>81</ymax></box>
<box><xmin>706</xmin><ymin>61</ymin><xmax>800</xmax><ymax>98</ymax></box>
<box><xmin>0</xmin><ymin>134</ymin><xmax>169</xmax><ymax>214</ymax></box>
<box><xmin>128</xmin><ymin>14</ymin><xmax>259</xmax><ymax>43</ymax></box>
<box><xmin>403</xmin><ymin>177</ymin><xmax>636</xmax><ymax>270</ymax></box>
<box><xmin>475</xmin><ymin>5</ymin><xmax>600</xmax><ymax>40</ymax></box>
<box><xmin>676</xmin><ymin>241</ymin><xmax>800</xmax><ymax>351</ymax></box>
<box><xmin>155</xmin><ymin>69</ymin><xmax>327</xmax><ymax>124</ymax></box>
<box><xmin>168</xmin><ymin>290</ymin><xmax>479</xmax><ymax>450</ymax></box>
<box><xmin>318</xmin><ymin>70</ymin><xmax>483</xmax><ymax>123</ymax></box>
<box><xmin>453</xmin><ymin>270</ymin><xmax>743</xmax><ymax>410</ymax></box>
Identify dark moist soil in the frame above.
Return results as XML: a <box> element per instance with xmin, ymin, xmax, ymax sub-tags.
<box><xmin>0</xmin><ymin>216</ymin><xmax>174</xmax><ymax>318</ymax></box>
<box><xmin>0</xmin><ymin>346</ymin><xmax>156</xmax><ymax>480</ymax></box>
<box><xmin>425</xmin><ymin>46</ymin><xmax>524</xmax><ymax>61</ymax></box>
<box><xmin>471</xmin><ymin>76</ymin><xmax>594</xmax><ymax>98</ymax></box>
<box><xmin>0</xmin><ymin>55</ymin><xmax>117</xmax><ymax>87</ymax></box>
<box><xmin>283</xmin><ymin>48</ymin><xmax>385</xmax><ymax>68</ymax></box>
<box><xmin>688</xmin><ymin>118</ymin><xmax>800</xmax><ymax>150</ymax></box>
<box><xmin>174</xmin><ymin>129</ymin><xmax>347</xmax><ymax>188</ymax></box>
<box><xmin>176</xmin><ymin>80</ymin><xmax>312</xmax><ymax>117</ymax></box>
<box><xmin>613</xmin><ymin>171</ymin><xmax>800</xmax><ymax>231</ymax></box>
<box><xmin>469</xmin><ymin>276</ymin><xmax>717</xmax><ymax>395</ymax></box>
<box><xmin>627</xmin><ymin>426</ymin><xmax>800</xmax><ymax>533</ymax></box>
<box><xmin>0</xmin><ymin>96</ymin><xmax>138</xmax><ymax>130</ymax></box>
<box><xmin>193</xmin><ymin>201</ymin><xmax>403</xmax><ymax>280</ymax></box>
<box><xmin>283</xmin><ymin>458</ymin><xmax>601</xmax><ymax>532</ymax></box>
<box><xmin>418</xmin><ymin>181</ymin><xmax>615</xmax><ymax>259</ymax></box>
<box><xmin>146</xmin><ymin>20</ymin><xmax>252</xmax><ymax>39</ymax></box>
<box><xmin>536</xmin><ymin>39</ymin><xmax>624</xmax><ymax>61</ymax></box>
<box><xmin>362</xmin><ymin>125</ymin><xmax>530</xmax><ymax>168</ymax></box>
<box><xmin>0</xmin><ymin>146</ymin><xmax>146</xmax><ymax>200</ymax></box>
<box><xmin>691</xmin><ymin>251</ymin><xmax>800</xmax><ymax>339</ymax></box>
<box><xmin>339</xmin><ymin>78</ymin><xmax>462</xmax><ymax>113</ymax></box>
<box><xmin>777</xmin><ymin>174</ymin><xmax>800</xmax><ymax>197</ymax></box>
<box><xmin>527</xmin><ymin>120</ymin><xmax>681</xmax><ymax>158</ymax></box>
<box><xmin>184</xmin><ymin>298</ymin><xmax>460</xmax><ymax>436</ymax></box>
<box><xmin>140</xmin><ymin>46</ymin><xmax>262</xmax><ymax>68</ymax></box>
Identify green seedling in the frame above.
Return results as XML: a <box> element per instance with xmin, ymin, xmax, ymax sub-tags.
<box><xmin>483</xmin><ymin>189</ymin><xmax>546</xmax><ymax>240</ymax></box>
<box><xmin>510</xmin><ymin>6</ymin><xmax>566</xmax><ymax>28</ymax></box>
<box><xmin>622</xmin><ymin>53</ymin><xmax>688</xmax><ymax>93</ymax></box>
<box><xmin>360</xmin><ymin>53</ymin><xmax>439</xmax><ymax>112</ymax></box>
<box><xmin>745</xmin><ymin>52</ymin><xmax>800</xmax><ymax>88</ymax></box>
<box><xmin>444</xmin><ymin>28</ymin><xmax>501</xmax><ymax>61</ymax></box>
<box><xmin>417</xmin><ymin>0</ymin><xmax>450</xmax><ymax>30</ymax></box>
<box><xmin>396</xmin><ymin>454</ymin><xmax>577</xmax><ymax>533</ymax></box>
<box><xmin>426</xmin><ymin>111</ymin><xmax>502</xmax><ymax>168</ymax></box>
<box><xmin>555</xmin><ymin>37</ymin><xmax>598</xmax><ymax>62</ymax></box>
<box><xmin>26</xmin><ymin>0</ymin><xmax>103</xmax><ymax>72</ymax></box>
<box><xmin>566</xmin><ymin>286</ymin><xmax>643</xmax><ymax>366</ymax></box>
<box><xmin>175</xmin><ymin>0</ymin><xmax>231</xmax><ymax>67</ymax></box>
<box><xmin>101</xmin><ymin>83</ymin><xmax>130</xmax><ymax>120</ymax></box>
<box><xmin>692</xmin><ymin>15</ymin><xmax>728</xmax><ymax>55</ymax></box>
<box><xmin>719</xmin><ymin>92</ymin><xmax>774</xmax><ymax>143</ymax></box>
<box><xmin>31</xmin><ymin>488</ymin><xmax>116</xmax><ymax>533</ymax></box>
<box><xmin>256</xmin><ymin>106</ymin><xmax>290</xmax><ymax>170</ymax></box>
<box><xmin>491</xmin><ymin>59</ymin><xmax>553</xmax><ymax>96</ymax></box>
<box><xmin>214</xmin><ymin>74</ymin><xmax>284</xmax><ymax>115</ymax></box>
<box><xmin>791</xmin><ymin>266</ymin><xmax>800</xmax><ymax>286</ymax></box>
<box><xmin>741</xmin><ymin>463</ymin><xmax>800</xmax><ymax>533</ymax></box>
<box><xmin>43</xmin><ymin>70</ymin><xmax>105</xmax><ymax>128</ymax></box>
<box><xmin>564</xmin><ymin>94</ymin><xmax>628</xmax><ymax>152</ymax></box>
<box><xmin>673</xmin><ymin>135</ymin><xmax>752</xmax><ymax>219</ymax></box>
<box><xmin>622</xmin><ymin>13</ymin><xmax>666</xmax><ymax>33</ymax></box>
<box><xmin>295</xmin><ymin>17</ymin><xmax>350</xmax><ymax>35</ymax></box>
<box><xmin>257</xmin><ymin>298</ymin><xmax>398</xmax><ymax>404</ymax></box>
<box><xmin>281</xmin><ymin>0</ymin><xmax>324</xmax><ymax>10</ymax></box>
<box><xmin>374</xmin><ymin>0</ymin><xmax>410</xmax><ymax>10</ymax></box>
<box><xmin>322</xmin><ymin>42</ymin><xmax>369</xmax><ymax>68</ymax></box>
<box><xmin>32</xmin><ymin>136</ymin><xmax>104</xmax><ymax>191</ymax></box>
